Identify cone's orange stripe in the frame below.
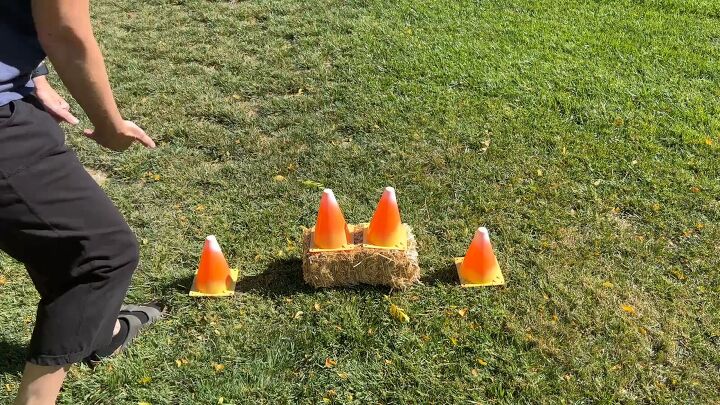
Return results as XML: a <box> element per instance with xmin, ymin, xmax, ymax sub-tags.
<box><xmin>195</xmin><ymin>236</ymin><xmax>232</xmax><ymax>294</ymax></box>
<box><xmin>460</xmin><ymin>228</ymin><xmax>500</xmax><ymax>284</ymax></box>
<box><xmin>313</xmin><ymin>189</ymin><xmax>351</xmax><ymax>249</ymax></box>
<box><xmin>366</xmin><ymin>187</ymin><xmax>406</xmax><ymax>247</ymax></box>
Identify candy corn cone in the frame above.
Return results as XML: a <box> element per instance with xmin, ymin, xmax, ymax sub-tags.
<box><xmin>455</xmin><ymin>227</ymin><xmax>505</xmax><ymax>287</ymax></box>
<box><xmin>312</xmin><ymin>189</ymin><xmax>352</xmax><ymax>250</ymax></box>
<box><xmin>190</xmin><ymin>235</ymin><xmax>238</xmax><ymax>297</ymax></box>
<box><xmin>365</xmin><ymin>187</ymin><xmax>407</xmax><ymax>248</ymax></box>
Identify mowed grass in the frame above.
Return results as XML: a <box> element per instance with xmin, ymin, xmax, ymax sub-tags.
<box><xmin>2</xmin><ymin>0</ymin><xmax>720</xmax><ymax>403</ymax></box>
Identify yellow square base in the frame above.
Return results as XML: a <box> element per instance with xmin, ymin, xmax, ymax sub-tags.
<box><xmin>454</xmin><ymin>258</ymin><xmax>505</xmax><ymax>287</ymax></box>
<box><xmin>189</xmin><ymin>268</ymin><xmax>239</xmax><ymax>297</ymax></box>
<box><xmin>308</xmin><ymin>225</ymin><xmax>357</xmax><ymax>253</ymax></box>
<box><xmin>360</xmin><ymin>223</ymin><xmax>408</xmax><ymax>251</ymax></box>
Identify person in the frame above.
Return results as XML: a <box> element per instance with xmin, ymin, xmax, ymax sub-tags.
<box><xmin>1</xmin><ymin>1</ymin><xmax>163</xmax><ymax>404</ymax></box>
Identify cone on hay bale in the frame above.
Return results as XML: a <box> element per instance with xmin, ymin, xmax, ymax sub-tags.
<box><xmin>302</xmin><ymin>187</ymin><xmax>420</xmax><ymax>289</ymax></box>
<box><xmin>310</xmin><ymin>189</ymin><xmax>353</xmax><ymax>251</ymax></box>
<box><xmin>455</xmin><ymin>227</ymin><xmax>505</xmax><ymax>287</ymax></box>
<box><xmin>364</xmin><ymin>186</ymin><xmax>407</xmax><ymax>250</ymax></box>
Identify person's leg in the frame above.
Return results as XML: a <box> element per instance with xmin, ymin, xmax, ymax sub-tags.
<box><xmin>0</xmin><ymin>99</ymin><xmax>140</xmax><ymax>402</ymax></box>
<box><xmin>13</xmin><ymin>364</ymin><xmax>69</xmax><ymax>405</ymax></box>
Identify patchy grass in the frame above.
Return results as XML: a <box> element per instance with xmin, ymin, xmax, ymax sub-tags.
<box><xmin>2</xmin><ymin>0</ymin><xmax>719</xmax><ymax>403</ymax></box>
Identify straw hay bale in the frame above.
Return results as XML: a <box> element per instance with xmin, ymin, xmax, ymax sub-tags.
<box><xmin>302</xmin><ymin>224</ymin><xmax>420</xmax><ymax>289</ymax></box>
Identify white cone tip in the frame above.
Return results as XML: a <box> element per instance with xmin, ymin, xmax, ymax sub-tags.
<box><xmin>322</xmin><ymin>189</ymin><xmax>337</xmax><ymax>203</ymax></box>
<box><xmin>205</xmin><ymin>235</ymin><xmax>222</xmax><ymax>252</ymax></box>
<box><xmin>476</xmin><ymin>227</ymin><xmax>490</xmax><ymax>238</ymax></box>
<box><xmin>383</xmin><ymin>186</ymin><xmax>397</xmax><ymax>201</ymax></box>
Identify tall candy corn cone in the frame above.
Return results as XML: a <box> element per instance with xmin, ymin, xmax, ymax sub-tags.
<box><xmin>312</xmin><ymin>189</ymin><xmax>352</xmax><ymax>249</ymax></box>
<box><xmin>365</xmin><ymin>187</ymin><xmax>407</xmax><ymax>248</ymax></box>
<box><xmin>456</xmin><ymin>227</ymin><xmax>505</xmax><ymax>286</ymax></box>
<box><xmin>190</xmin><ymin>235</ymin><xmax>237</xmax><ymax>296</ymax></box>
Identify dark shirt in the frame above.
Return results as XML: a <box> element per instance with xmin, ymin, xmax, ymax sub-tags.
<box><xmin>0</xmin><ymin>0</ymin><xmax>46</xmax><ymax>106</ymax></box>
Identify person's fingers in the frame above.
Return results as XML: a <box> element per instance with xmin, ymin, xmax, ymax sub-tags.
<box><xmin>51</xmin><ymin>106</ymin><xmax>79</xmax><ymax>125</ymax></box>
<box><xmin>134</xmin><ymin>131</ymin><xmax>156</xmax><ymax>149</ymax></box>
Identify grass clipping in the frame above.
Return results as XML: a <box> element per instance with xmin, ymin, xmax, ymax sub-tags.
<box><xmin>302</xmin><ymin>224</ymin><xmax>420</xmax><ymax>289</ymax></box>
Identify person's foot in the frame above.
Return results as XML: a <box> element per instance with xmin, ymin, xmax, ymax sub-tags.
<box><xmin>84</xmin><ymin>303</ymin><xmax>165</xmax><ymax>366</ymax></box>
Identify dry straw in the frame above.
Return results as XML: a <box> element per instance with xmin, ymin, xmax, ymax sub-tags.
<box><xmin>302</xmin><ymin>224</ymin><xmax>420</xmax><ymax>289</ymax></box>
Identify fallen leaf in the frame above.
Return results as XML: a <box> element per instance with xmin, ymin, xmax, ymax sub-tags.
<box><xmin>389</xmin><ymin>304</ymin><xmax>410</xmax><ymax>323</ymax></box>
<box><xmin>690</xmin><ymin>186</ymin><xmax>700</xmax><ymax>193</ymax></box>
<box><xmin>670</xmin><ymin>268</ymin><xmax>687</xmax><ymax>281</ymax></box>
<box><xmin>449</xmin><ymin>337</ymin><xmax>458</xmax><ymax>346</ymax></box>
<box><xmin>138</xmin><ymin>376</ymin><xmax>152</xmax><ymax>385</ymax></box>
<box><xmin>218</xmin><ymin>397</ymin><xmax>224</xmax><ymax>404</ymax></box>
<box><xmin>602</xmin><ymin>281</ymin><xmax>614</xmax><ymax>288</ymax></box>
<box><xmin>195</xmin><ymin>204</ymin><xmax>206</xmax><ymax>212</ymax></box>
<box><xmin>0</xmin><ymin>275</ymin><xmax>6</xmax><ymax>286</ymax></box>
<box><xmin>613</xmin><ymin>117</ymin><xmax>624</xmax><ymax>127</ymax></box>
<box><xmin>705</xmin><ymin>138</ymin><xmax>713</xmax><ymax>146</ymax></box>
<box><xmin>457</xmin><ymin>308</ymin><xmax>468</xmax><ymax>317</ymax></box>
<box><xmin>324</xmin><ymin>357</ymin><xmax>337</xmax><ymax>368</ymax></box>
<box><xmin>293</xmin><ymin>311</ymin><xmax>304</xmax><ymax>319</ymax></box>
<box><xmin>384</xmin><ymin>359</ymin><xmax>393</xmax><ymax>365</ymax></box>
<box><xmin>337</xmin><ymin>371</ymin><xmax>349</xmax><ymax>380</ymax></box>
<box><xmin>621</xmin><ymin>304</ymin><xmax>636</xmax><ymax>315</ymax></box>
<box><xmin>313</xmin><ymin>303</ymin><xmax>321</xmax><ymax>312</ymax></box>
<box><xmin>213</xmin><ymin>363</ymin><xmax>225</xmax><ymax>373</ymax></box>
<box><xmin>273</xmin><ymin>175</ymin><xmax>286</xmax><ymax>182</ymax></box>
<box><xmin>300</xmin><ymin>180</ymin><xmax>324</xmax><ymax>190</ymax></box>
<box><xmin>471</xmin><ymin>368</ymin><xmax>479</xmax><ymax>377</ymax></box>
<box><xmin>477</xmin><ymin>358</ymin><xmax>488</xmax><ymax>366</ymax></box>
<box><xmin>175</xmin><ymin>358</ymin><xmax>189</xmax><ymax>367</ymax></box>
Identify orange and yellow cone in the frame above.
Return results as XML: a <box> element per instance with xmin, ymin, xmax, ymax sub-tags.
<box><xmin>312</xmin><ymin>189</ymin><xmax>352</xmax><ymax>250</ymax></box>
<box><xmin>365</xmin><ymin>187</ymin><xmax>407</xmax><ymax>249</ymax></box>
<box><xmin>455</xmin><ymin>227</ymin><xmax>505</xmax><ymax>287</ymax></box>
<box><xmin>189</xmin><ymin>235</ymin><xmax>238</xmax><ymax>297</ymax></box>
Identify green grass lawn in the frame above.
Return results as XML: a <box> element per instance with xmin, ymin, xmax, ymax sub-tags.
<box><xmin>2</xmin><ymin>0</ymin><xmax>720</xmax><ymax>403</ymax></box>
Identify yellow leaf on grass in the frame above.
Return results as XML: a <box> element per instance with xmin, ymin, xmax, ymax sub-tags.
<box><xmin>0</xmin><ymin>276</ymin><xmax>6</xmax><ymax>286</ymax></box>
<box><xmin>457</xmin><ymin>308</ymin><xmax>468</xmax><ymax>317</ymax></box>
<box><xmin>324</xmin><ymin>357</ymin><xmax>337</xmax><ymax>368</ymax></box>
<box><xmin>213</xmin><ymin>363</ymin><xmax>225</xmax><ymax>373</ymax></box>
<box><xmin>138</xmin><ymin>376</ymin><xmax>152</xmax><ymax>385</ymax></box>
<box><xmin>389</xmin><ymin>304</ymin><xmax>410</xmax><ymax>323</ymax></box>
<box><xmin>705</xmin><ymin>138</ymin><xmax>713</xmax><ymax>146</ymax></box>
<box><xmin>218</xmin><ymin>397</ymin><xmax>225</xmax><ymax>404</ymax></box>
<box><xmin>293</xmin><ymin>311</ymin><xmax>304</xmax><ymax>319</ymax></box>
<box><xmin>477</xmin><ymin>358</ymin><xmax>488</xmax><ymax>366</ymax></box>
<box><xmin>300</xmin><ymin>180</ymin><xmax>324</xmax><ymax>190</ymax></box>
<box><xmin>175</xmin><ymin>358</ymin><xmax>189</xmax><ymax>367</ymax></box>
<box><xmin>602</xmin><ymin>281</ymin><xmax>614</xmax><ymax>288</ymax></box>
<box><xmin>313</xmin><ymin>303</ymin><xmax>321</xmax><ymax>312</ymax></box>
<box><xmin>670</xmin><ymin>268</ymin><xmax>687</xmax><ymax>281</ymax></box>
<box><xmin>449</xmin><ymin>337</ymin><xmax>458</xmax><ymax>346</ymax></box>
<box><xmin>138</xmin><ymin>402</ymin><xmax>152</xmax><ymax>405</ymax></box>
<box><xmin>273</xmin><ymin>175</ymin><xmax>286</xmax><ymax>182</ymax></box>
<box><xmin>337</xmin><ymin>371</ymin><xmax>349</xmax><ymax>380</ymax></box>
<box><xmin>471</xmin><ymin>368</ymin><xmax>479</xmax><ymax>377</ymax></box>
<box><xmin>690</xmin><ymin>186</ymin><xmax>700</xmax><ymax>193</ymax></box>
<box><xmin>621</xmin><ymin>304</ymin><xmax>636</xmax><ymax>315</ymax></box>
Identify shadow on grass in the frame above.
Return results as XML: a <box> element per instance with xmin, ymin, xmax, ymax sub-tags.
<box><xmin>422</xmin><ymin>263</ymin><xmax>459</xmax><ymax>286</ymax></box>
<box><xmin>235</xmin><ymin>258</ymin><xmax>312</xmax><ymax>297</ymax></box>
<box><xmin>0</xmin><ymin>338</ymin><xmax>26</xmax><ymax>375</ymax></box>
<box><xmin>166</xmin><ymin>258</ymin><xmax>311</xmax><ymax>298</ymax></box>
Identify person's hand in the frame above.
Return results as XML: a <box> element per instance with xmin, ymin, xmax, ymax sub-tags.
<box><xmin>84</xmin><ymin>120</ymin><xmax>156</xmax><ymax>151</ymax></box>
<box><xmin>33</xmin><ymin>75</ymin><xmax>79</xmax><ymax>125</ymax></box>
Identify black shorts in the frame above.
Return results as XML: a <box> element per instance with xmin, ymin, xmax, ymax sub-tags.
<box><xmin>0</xmin><ymin>98</ymin><xmax>139</xmax><ymax>366</ymax></box>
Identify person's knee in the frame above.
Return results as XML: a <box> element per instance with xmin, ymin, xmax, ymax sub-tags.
<box><xmin>81</xmin><ymin>224</ymin><xmax>139</xmax><ymax>281</ymax></box>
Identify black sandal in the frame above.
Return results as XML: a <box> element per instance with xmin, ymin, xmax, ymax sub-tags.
<box><xmin>84</xmin><ymin>303</ymin><xmax>166</xmax><ymax>366</ymax></box>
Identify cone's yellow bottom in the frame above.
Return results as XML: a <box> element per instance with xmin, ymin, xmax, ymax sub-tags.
<box><xmin>454</xmin><ymin>258</ymin><xmax>505</xmax><ymax>287</ymax></box>
<box><xmin>190</xmin><ymin>268</ymin><xmax>239</xmax><ymax>297</ymax></box>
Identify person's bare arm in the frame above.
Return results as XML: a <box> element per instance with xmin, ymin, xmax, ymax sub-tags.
<box><xmin>31</xmin><ymin>0</ymin><xmax>154</xmax><ymax>151</ymax></box>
